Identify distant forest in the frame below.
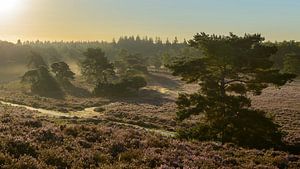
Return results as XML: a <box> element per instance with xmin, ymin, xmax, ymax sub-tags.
<box><xmin>0</xmin><ymin>36</ymin><xmax>299</xmax><ymax>82</ymax></box>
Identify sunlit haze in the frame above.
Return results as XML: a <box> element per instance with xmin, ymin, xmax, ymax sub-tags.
<box><xmin>0</xmin><ymin>0</ymin><xmax>299</xmax><ymax>42</ymax></box>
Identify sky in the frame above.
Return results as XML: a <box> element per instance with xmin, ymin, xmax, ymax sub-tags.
<box><xmin>0</xmin><ymin>0</ymin><xmax>299</xmax><ymax>42</ymax></box>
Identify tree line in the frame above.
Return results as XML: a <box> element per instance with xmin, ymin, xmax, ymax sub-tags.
<box><xmin>21</xmin><ymin>48</ymin><xmax>148</xmax><ymax>98</ymax></box>
<box><xmin>1</xmin><ymin>37</ymin><xmax>299</xmax><ymax>78</ymax></box>
<box><xmin>1</xmin><ymin>33</ymin><xmax>300</xmax><ymax>151</ymax></box>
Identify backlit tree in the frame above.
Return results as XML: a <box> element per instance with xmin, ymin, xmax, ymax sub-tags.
<box><xmin>168</xmin><ymin>33</ymin><xmax>296</xmax><ymax>149</ymax></box>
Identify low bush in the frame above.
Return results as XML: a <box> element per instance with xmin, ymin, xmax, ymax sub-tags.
<box><xmin>94</xmin><ymin>76</ymin><xmax>147</xmax><ymax>97</ymax></box>
<box><xmin>24</xmin><ymin>120</ymin><xmax>43</xmax><ymax>128</ymax></box>
<box><xmin>8</xmin><ymin>155</ymin><xmax>48</xmax><ymax>169</ymax></box>
<box><xmin>39</xmin><ymin>148</ymin><xmax>72</xmax><ymax>169</ymax></box>
<box><xmin>4</xmin><ymin>139</ymin><xmax>38</xmax><ymax>158</ymax></box>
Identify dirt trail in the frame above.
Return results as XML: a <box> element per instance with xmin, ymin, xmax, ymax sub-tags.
<box><xmin>0</xmin><ymin>100</ymin><xmax>176</xmax><ymax>137</ymax></box>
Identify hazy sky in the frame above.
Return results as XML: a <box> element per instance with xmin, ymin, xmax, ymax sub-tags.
<box><xmin>0</xmin><ymin>0</ymin><xmax>299</xmax><ymax>42</ymax></box>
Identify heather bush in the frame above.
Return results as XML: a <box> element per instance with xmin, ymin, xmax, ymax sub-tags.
<box><xmin>63</xmin><ymin>126</ymin><xmax>79</xmax><ymax>137</ymax></box>
<box><xmin>36</xmin><ymin>129</ymin><xmax>63</xmax><ymax>143</ymax></box>
<box><xmin>0</xmin><ymin>153</ymin><xmax>12</xmax><ymax>167</ymax></box>
<box><xmin>39</xmin><ymin>148</ymin><xmax>72</xmax><ymax>169</ymax></box>
<box><xmin>0</xmin><ymin>104</ymin><xmax>299</xmax><ymax>168</ymax></box>
<box><xmin>4</xmin><ymin>138</ymin><xmax>38</xmax><ymax>158</ymax></box>
<box><xmin>24</xmin><ymin>120</ymin><xmax>43</xmax><ymax>128</ymax></box>
<box><xmin>8</xmin><ymin>155</ymin><xmax>49</xmax><ymax>169</ymax></box>
<box><xmin>118</xmin><ymin>149</ymin><xmax>142</xmax><ymax>162</ymax></box>
<box><xmin>93</xmin><ymin>152</ymin><xmax>110</xmax><ymax>165</ymax></box>
<box><xmin>110</xmin><ymin>143</ymin><xmax>127</xmax><ymax>158</ymax></box>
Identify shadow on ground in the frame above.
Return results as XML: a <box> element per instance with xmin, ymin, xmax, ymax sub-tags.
<box><xmin>147</xmin><ymin>72</ymin><xmax>181</xmax><ymax>90</ymax></box>
<box><xmin>110</xmin><ymin>88</ymin><xmax>174</xmax><ymax>106</ymax></box>
<box><xmin>63</xmin><ymin>83</ymin><xmax>92</xmax><ymax>98</ymax></box>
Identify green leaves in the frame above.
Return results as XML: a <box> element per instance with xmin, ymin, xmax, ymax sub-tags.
<box><xmin>176</xmin><ymin>93</ymin><xmax>207</xmax><ymax>121</ymax></box>
<box><xmin>167</xmin><ymin>58</ymin><xmax>208</xmax><ymax>83</ymax></box>
<box><xmin>226</xmin><ymin>83</ymin><xmax>247</xmax><ymax>95</ymax></box>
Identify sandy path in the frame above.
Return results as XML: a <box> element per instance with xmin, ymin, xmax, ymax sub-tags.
<box><xmin>0</xmin><ymin>100</ymin><xmax>176</xmax><ymax>137</ymax></box>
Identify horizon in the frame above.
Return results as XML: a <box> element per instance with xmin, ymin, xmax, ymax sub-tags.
<box><xmin>2</xmin><ymin>33</ymin><xmax>300</xmax><ymax>44</ymax></box>
<box><xmin>0</xmin><ymin>0</ymin><xmax>300</xmax><ymax>42</ymax></box>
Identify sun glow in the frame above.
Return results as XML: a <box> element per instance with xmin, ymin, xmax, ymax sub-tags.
<box><xmin>0</xmin><ymin>0</ymin><xmax>21</xmax><ymax>17</ymax></box>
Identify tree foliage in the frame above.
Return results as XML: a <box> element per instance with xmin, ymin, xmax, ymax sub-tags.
<box><xmin>283</xmin><ymin>54</ymin><xmax>300</xmax><ymax>75</ymax></box>
<box><xmin>93</xmin><ymin>76</ymin><xmax>147</xmax><ymax>97</ymax></box>
<box><xmin>51</xmin><ymin>62</ymin><xmax>75</xmax><ymax>85</ymax></box>
<box><xmin>168</xmin><ymin>33</ymin><xmax>296</xmax><ymax>149</ymax></box>
<box><xmin>80</xmin><ymin>48</ymin><xmax>114</xmax><ymax>84</ymax></box>
<box><xmin>271</xmin><ymin>41</ymin><xmax>300</xmax><ymax>71</ymax></box>
<box><xmin>21</xmin><ymin>66</ymin><xmax>63</xmax><ymax>98</ymax></box>
<box><xmin>115</xmin><ymin>49</ymin><xmax>148</xmax><ymax>76</ymax></box>
<box><xmin>79</xmin><ymin>48</ymin><xmax>147</xmax><ymax>97</ymax></box>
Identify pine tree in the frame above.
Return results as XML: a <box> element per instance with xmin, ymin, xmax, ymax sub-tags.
<box><xmin>22</xmin><ymin>66</ymin><xmax>63</xmax><ymax>98</ymax></box>
<box><xmin>51</xmin><ymin>62</ymin><xmax>75</xmax><ymax>85</ymax></box>
<box><xmin>80</xmin><ymin>48</ymin><xmax>114</xmax><ymax>84</ymax></box>
<box><xmin>167</xmin><ymin>33</ymin><xmax>296</xmax><ymax>149</ymax></box>
<box><xmin>283</xmin><ymin>54</ymin><xmax>300</xmax><ymax>75</ymax></box>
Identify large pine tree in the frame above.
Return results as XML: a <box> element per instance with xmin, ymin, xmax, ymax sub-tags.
<box><xmin>168</xmin><ymin>33</ymin><xmax>296</xmax><ymax>149</ymax></box>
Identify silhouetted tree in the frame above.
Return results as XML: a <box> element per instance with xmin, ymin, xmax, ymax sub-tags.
<box><xmin>162</xmin><ymin>53</ymin><xmax>172</xmax><ymax>66</ymax></box>
<box><xmin>115</xmin><ymin>50</ymin><xmax>148</xmax><ymax>76</ymax></box>
<box><xmin>94</xmin><ymin>75</ymin><xmax>147</xmax><ymax>97</ymax></box>
<box><xmin>271</xmin><ymin>41</ymin><xmax>300</xmax><ymax>70</ymax></box>
<box><xmin>80</xmin><ymin>48</ymin><xmax>114</xmax><ymax>84</ymax></box>
<box><xmin>283</xmin><ymin>54</ymin><xmax>300</xmax><ymax>75</ymax></box>
<box><xmin>17</xmin><ymin>39</ymin><xmax>22</xmax><ymax>45</ymax></box>
<box><xmin>150</xmin><ymin>54</ymin><xmax>162</xmax><ymax>69</ymax></box>
<box><xmin>168</xmin><ymin>33</ymin><xmax>296</xmax><ymax>149</ymax></box>
<box><xmin>51</xmin><ymin>62</ymin><xmax>75</xmax><ymax>85</ymax></box>
<box><xmin>21</xmin><ymin>66</ymin><xmax>63</xmax><ymax>98</ymax></box>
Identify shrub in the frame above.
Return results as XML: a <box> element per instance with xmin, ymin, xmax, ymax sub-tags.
<box><xmin>0</xmin><ymin>153</ymin><xmax>12</xmax><ymax>167</ymax></box>
<box><xmin>39</xmin><ymin>148</ymin><xmax>71</xmax><ymax>169</ymax></box>
<box><xmin>110</xmin><ymin>143</ymin><xmax>127</xmax><ymax>158</ymax></box>
<box><xmin>36</xmin><ymin>129</ymin><xmax>63</xmax><ymax>142</ymax></box>
<box><xmin>93</xmin><ymin>76</ymin><xmax>147</xmax><ymax>97</ymax></box>
<box><xmin>63</xmin><ymin>126</ymin><xmax>79</xmax><ymax>137</ymax></box>
<box><xmin>24</xmin><ymin>120</ymin><xmax>43</xmax><ymax>128</ymax></box>
<box><xmin>4</xmin><ymin>139</ymin><xmax>38</xmax><ymax>158</ymax></box>
<box><xmin>9</xmin><ymin>155</ymin><xmax>48</xmax><ymax>169</ymax></box>
<box><xmin>118</xmin><ymin>149</ymin><xmax>142</xmax><ymax>162</ymax></box>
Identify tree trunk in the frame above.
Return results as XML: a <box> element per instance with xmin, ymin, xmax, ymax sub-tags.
<box><xmin>220</xmin><ymin>71</ymin><xmax>226</xmax><ymax>144</ymax></box>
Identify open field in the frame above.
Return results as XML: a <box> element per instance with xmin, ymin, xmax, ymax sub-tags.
<box><xmin>0</xmin><ymin>73</ymin><xmax>299</xmax><ymax>143</ymax></box>
<box><xmin>1</xmin><ymin>103</ymin><xmax>300</xmax><ymax>169</ymax></box>
<box><xmin>0</xmin><ymin>72</ymin><xmax>300</xmax><ymax>168</ymax></box>
<box><xmin>251</xmin><ymin>81</ymin><xmax>300</xmax><ymax>145</ymax></box>
<box><xmin>1</xmin><ymin>1</ymin><xmax>300</xmax><ymax>168</ymax></box>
